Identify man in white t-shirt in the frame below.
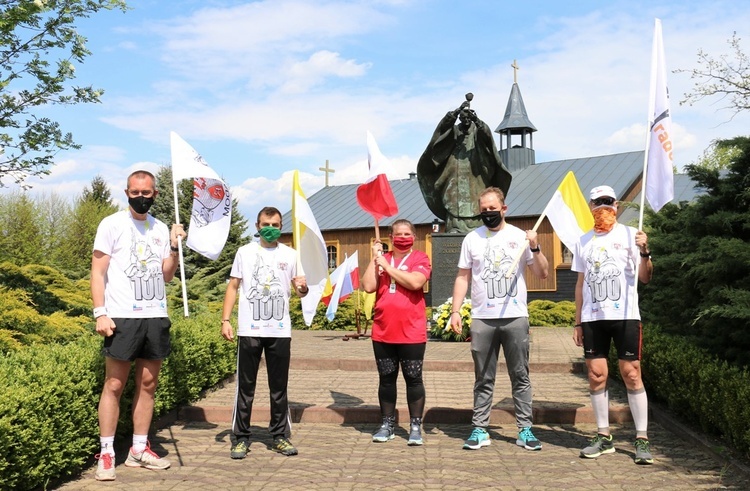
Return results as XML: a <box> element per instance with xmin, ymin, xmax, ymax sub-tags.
<box><xmin>572</xmin><ymin>185</ymin><xmax>654</xmax><ymax>465</ymax></box>
<box><xmin>220</xmin><ymin>206</ymin><xmax>308</xmax><ymax>460</ymax></box>
<box><xmin>91</xmin><ymin>170</ymin><xmax>186</xmax><ymax>481</ymax></box>
<box><xmin>450</xmin><ymin>187</ymin><xmax>549</xmax><ymax>451</ymax></box>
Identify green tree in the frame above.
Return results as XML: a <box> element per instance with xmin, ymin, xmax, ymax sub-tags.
<box><xmin>0</xmin><ymin>192</ymin><xmax>44</xmax><ymax>264</ymax></box>
<box><xmin>54</xmin><ymin>176</ymin><xmax>118</xmax><ymax>277</ymax></box>
<box><xmin>151</xmin><ymin>165</ymin><xmax>249</xmax><ymax>304</ymax></box>
<box><xmin>690</xmin><ymin>140</ymin><xmax>743</xmax><ymax>171</ymax></box>
<box><xmin>641</xmin><ymin>136</ymin><xmax>750</xmax><ymax>367</ymax></box>
<box><xmin>0</xmin><ymin>0</ymin><xmax>128</xmax><ymax>188</ymax></box>
<box><xmin>80</xmin><ymin>174</ymin><xmax>113</xmax><ymax>205</ymax></box>
<box><xmin>679</xmin><ymin>32</ymin><xmax>750</xmax><ymax>117</ymax></box>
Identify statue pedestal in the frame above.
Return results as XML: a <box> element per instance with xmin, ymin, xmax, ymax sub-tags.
<box><xmin>429</xmin><ymin>233</ymin><xmax>467</xmax><ymax>310</ymax></box>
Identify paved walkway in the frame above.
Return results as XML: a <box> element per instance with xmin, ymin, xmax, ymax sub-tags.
<box><xmin>56</xmin><ymin>328</ymin><xmax>749</xmax><ymax>490</ymax></box>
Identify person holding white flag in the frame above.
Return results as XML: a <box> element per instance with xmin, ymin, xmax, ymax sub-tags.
<box><xmin>572</xmin><ymin>185</ymin><xmax>654</xmax><ymax>465</ymax></box>
<box><xmin>220</xmin><ymin>206</ymin><xmax>308</xmax><ymax>460</ymax></box>
<box><xmin>91</xmin><ymin>169</ymin><xmax>186</xmax><ymax>481</ymax></box>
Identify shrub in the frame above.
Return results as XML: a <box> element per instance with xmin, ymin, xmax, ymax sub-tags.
<box><xmin>427</xmin><ymin>298</ymin><xmax>574</xmax><ymax>342</ymax></box>
<box><xmin>0</xmin><ymin>336</ymin><xmax>103</xmax><ymax>490</ymax></box>
<box><xmin>640</xmin><ymin>325</ymin><xmax>750</xmax><ymax>458</ymax></box>
<box><xmin>289</xmin><ymin>292</ymin><xmax>367</xmax><ymax>331</ymax></box>
<box><xmin>528</xmin><ymin>300</ymin><xmax>576</xmax><ymax>327</ymax></box>
<box><xmin>0</xmin><ymin>312</ymin><xmax>235</xmax><ymax>490</ymax></box>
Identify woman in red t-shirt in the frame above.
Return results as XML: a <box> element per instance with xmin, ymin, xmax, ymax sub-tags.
<box><xmin>361</xmin><ymin>219</ymin><xmax>432</xmax><ymax>446</ymax></box>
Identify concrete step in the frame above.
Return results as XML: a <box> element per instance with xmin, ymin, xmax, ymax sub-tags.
<box><xmin>179</xmin><ymin>368</ymin><xmax>632</xmax><ymax>425</ymax></box>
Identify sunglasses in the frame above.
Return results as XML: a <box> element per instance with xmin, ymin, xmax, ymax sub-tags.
<box><xmin>592</xmin><ymin>197</ymin><xmax>615</xmax><ymax>206</ymax></box>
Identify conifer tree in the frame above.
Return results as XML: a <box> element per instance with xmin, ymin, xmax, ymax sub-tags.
<box><xmin>641</xmin><ymin>136</ymin><xmax>750</xmax><ymax>367</ymax></box>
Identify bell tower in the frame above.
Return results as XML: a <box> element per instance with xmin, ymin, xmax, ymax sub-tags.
<box><xmin>495</xmin><ymin>60</ymin><xmax>537</xmax><ymax>172</ymax></box>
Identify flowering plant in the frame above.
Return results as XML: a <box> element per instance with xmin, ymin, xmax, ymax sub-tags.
<box><xmin>429</xmin><ymin>297</ymin><xmax>471</xmax><ymax>341</ymax></box>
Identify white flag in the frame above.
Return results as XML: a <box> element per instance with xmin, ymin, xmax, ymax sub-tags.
<box><xmin>292</xmin><ymin>171</ymin><xmax>330</xmax><ymax>326</ymax></box>
<box><xmin>170</xmin><ymin>131</ymin><xmax>231</xmax><ymax>260</ymax></box>
<box><xmin>645</xmin><ymin>18</ymin><xmax>675</xmax><ymax>212</ymax></box>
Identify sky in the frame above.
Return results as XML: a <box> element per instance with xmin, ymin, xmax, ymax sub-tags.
<box><xmin>5</xmin><ymin>0</ymin><xmax>750</xmax><ymax>221</ymax></box>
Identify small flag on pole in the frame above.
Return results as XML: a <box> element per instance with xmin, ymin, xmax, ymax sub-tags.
<box><xmin>324</xmin><ymin>252</ymin><xmax>360</xmax><ymax>321</ymax></box>
<box><xmin>356</xmin><ymin>131</ymin><xmax>399</xmax><ymax>220</ymax></box>
<box><xmin>292</xmin><ymin>171</ymin><xmax>330</xmax><ymax>326</ymax></box>
<box><xmin>645</xmin><ymin>18</ymin><xmax>675</xmax><ymax>213</ymax></box>
<box><xmin>541</xmin><ymin>171</ymin><xmax>594</xmax><ymax>252</ymax></box>
<box><xmin>170</xmin><ymin>131</ymin><xmax>231</xmax><ymax>260</ymax></box>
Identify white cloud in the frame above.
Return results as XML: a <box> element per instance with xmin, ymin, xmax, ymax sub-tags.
<box><xmin>280</xmin><ymin>50</ymin><xmax>371</xmax><ymax>93</ymax></box>
<box><xmin>15</xmin><ymin>0</ymin><xmax>750</xmax><ymax>223</ymax></box>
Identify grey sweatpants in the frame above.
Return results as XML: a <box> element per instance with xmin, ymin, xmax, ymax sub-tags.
<box><xmin>470</xmin><ymin>317</ymin><xmax>532</xmax><ymax>429</ymax></box>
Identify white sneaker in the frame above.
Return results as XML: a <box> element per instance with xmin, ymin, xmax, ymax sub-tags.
<box><xmin>94</xmin><ymin>453</ymin><xmax>116</xmax><ymax>481</ymax></box>
<box><xmin>124</xmin><ymin>442</ymin><xmax>171</xmax><ymax>470</ymax></box>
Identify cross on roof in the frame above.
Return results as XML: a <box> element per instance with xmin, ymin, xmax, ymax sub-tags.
<box><xmin>319</xmin><ymin>159</ymin><xmax>335</xmax><ymax>187</ymax></box>
<box><xmin>511</xmin><ymin>59</ymin><xmax>519</xmax><ymax>83</ymax></box>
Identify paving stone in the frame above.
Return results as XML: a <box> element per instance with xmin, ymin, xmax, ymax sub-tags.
<box><xmin>54</xmin><ymin>328</ymin><xmax>750</xmax><ymax>489</ymax></box>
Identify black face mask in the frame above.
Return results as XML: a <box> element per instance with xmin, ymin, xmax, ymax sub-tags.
<box><xmin>128</xmin><ymin>196</ymin><xmax>155</xmax><ymax>215</ymax></box>
<box><xmin>480</xmin><ymin>210</ymin><xmax>502</xmax><ymax>229</ymax></box>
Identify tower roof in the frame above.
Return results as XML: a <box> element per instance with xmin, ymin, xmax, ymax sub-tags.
<box><xmin>495</xmin><ymin>83</ymin><xmax>537</xmax><ymax>134</ymax></box>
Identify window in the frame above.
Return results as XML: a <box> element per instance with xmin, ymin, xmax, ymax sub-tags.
<box><xmin>370</xmin><ymin>237</ymin><xmax>390</xmax><ymax>257</ymax></box>
<box><xmin>326</xmin><ymin>244</ymin><xmax>338</xmax><ymax>269</ymax></box>
<box><xmin>562</xmin><ymin>244</ymin><xmax>573</xmax><ymax>264</ymax></box>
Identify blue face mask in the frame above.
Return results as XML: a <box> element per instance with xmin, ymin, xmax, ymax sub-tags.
<box><xmin>258</xmin><ymin>226</ymin><xmax>281</xmax><ymax>243</ymax></box>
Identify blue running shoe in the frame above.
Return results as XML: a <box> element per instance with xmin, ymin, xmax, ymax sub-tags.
<box><xmin>516</xmin><ymin>427</ymin><xmax>542</xmax><ymax>451</ymax></box>
<box><xmin>463</xmin><ymin>427</ymin><xmax>490</xmax><ymax>450</ymax></box>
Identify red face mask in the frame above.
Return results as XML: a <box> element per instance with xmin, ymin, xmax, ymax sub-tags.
<box><xmin>392</xmin><ymin>236</ymin><xmax>414</xmax><ymax>251</ymax></box>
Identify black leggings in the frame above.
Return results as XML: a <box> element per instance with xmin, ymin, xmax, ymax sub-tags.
<box><xmin>372</xmin><ymin>341</ymin><xmax>426</xmax><ymax>419</ymax></box>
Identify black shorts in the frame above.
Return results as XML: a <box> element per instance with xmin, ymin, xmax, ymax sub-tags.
<box><xmin>102</xmin><ymin>317</ymin><xmax>172</xmax><ymax>361</ymax></box>
<box><xmin>581</xmin><ymin>319</ymin><xmax>642</xmax><ymax>361</ymax></box>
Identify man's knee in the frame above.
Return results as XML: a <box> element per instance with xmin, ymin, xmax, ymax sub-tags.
<box><xmin>102</xmin><ymin>376</ymin><xmax>126</xmax><ymax>397</ymax></box>
<box><xmin>619</xmin><ymin>363</ymin><xmax>642</xmax><ymax>388</ymax></box>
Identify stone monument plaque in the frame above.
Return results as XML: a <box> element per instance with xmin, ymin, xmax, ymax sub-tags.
<box><xmin>429</xmin><ymin>233</ymin><xmax>466</xmax><ymax>310</ymax></box>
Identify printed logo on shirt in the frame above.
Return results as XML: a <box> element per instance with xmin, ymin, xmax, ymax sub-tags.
<box><xmin>584</xmin><ymin>246</ymin><xmax>622</xmax><ymax>303</ymax></box>
<box><xmin>480</xmin><ymin>243</ymin><xmax>518</xmax><ymax>299</ymax></box>
<box><xmin>246</xmin><ymin>257</ymin><xmax>285</xmax><ymax>322</ymax></box>
<box><xmin>125</xmin><ymin>229</ymin><xmax>166</xmax><ymax>303</ymax></box>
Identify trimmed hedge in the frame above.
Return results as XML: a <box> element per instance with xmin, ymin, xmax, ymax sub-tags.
<box><xmin>640</xmin><ymin>325</ymin><xmax>750</xmax><ymax>458</ymax></box>
<box><xmin>606</xmin><ymin>324</ymin><xmax>750</xmax><ymax>459</ymax></box>
<box><xmin>0</xmin><ymin>312</ymin><xmax>235</xmax><ymax>490</ymax></box>
<box><xmin>527</xmin><ymin>300</ymin><xmax>576</xmax><ymax>327</ymax></box>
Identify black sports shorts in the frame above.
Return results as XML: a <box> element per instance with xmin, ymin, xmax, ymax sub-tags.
<box><xmin>581</xmin><ymin>319</ymin><xmax>642</xmax><ymax>361</ymax></box>
<box><xmin>102</xmin><ymin>317</ymin><xmax>172</xmax><ymax>361</ymax></box>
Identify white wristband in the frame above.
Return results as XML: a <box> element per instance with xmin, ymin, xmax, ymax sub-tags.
<box><xmin>93</xmin><ymin>306</ymin><xmax>107</xmax><ymax>319</ymax></box>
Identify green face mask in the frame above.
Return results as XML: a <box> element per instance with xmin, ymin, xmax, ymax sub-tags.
<box><xmin>258</xmin><ymin>226</ymin><xmax>281</xmax><ymax>243</ymax></box>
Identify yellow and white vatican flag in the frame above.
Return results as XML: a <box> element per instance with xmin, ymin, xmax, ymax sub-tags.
<box><xmin>642</xmin><ymin>18</ymin><xmax>675</xmax><ymax>218</ymax></box>
<box><xmin>506</xmin><ymin>171</ymin><xmax>593</xmax><ymax>277</ymax></box>
<box><xmin>292</xmin><ymin>171</ymin><xmax>330</xmax><ymax>326</ymax></box>
<box><xmin>542</xmin><ymin>171</ymin><xmax>594</xmax><ymax>252</ymax></box>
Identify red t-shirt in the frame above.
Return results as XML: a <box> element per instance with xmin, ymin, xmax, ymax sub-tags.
<box><xmin>371</xmin><ymin>250</ymin><xmax>432</xmax><ymax>344</ymax></box>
